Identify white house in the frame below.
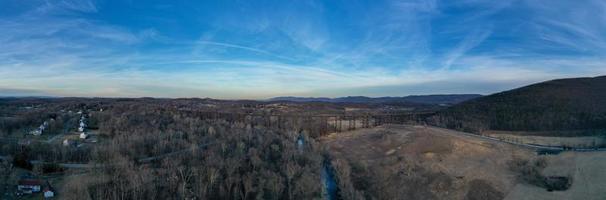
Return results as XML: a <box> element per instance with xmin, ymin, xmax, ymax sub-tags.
<box><xmin>31</xmin><ymin>129</ymin><xmax>42</xmax><ymax>136</ymax></box>
<box><xmin>17</xmin><ymin>179</ymin><xmax>42</xmax><ymax>194</ymax></box>
<box><xmin>79</xmin><ymin>132</ymin><xmax>88</xmax><ymax>139</ymax></box>
<box><xmin>44</xmin><ymin>189</ymin><xmax>54</xmax><ymax>198</ymax></box>
<box><xmin>63</xmin><ymin>139</ymin><xmax>73</xmax><ymax>146</ymax></box>
<box><xmin>43</xmin><ymin>185</ymin><xmax>54</xmax><ymax>198</ymax></box>
<box><xmin>31</xmin><ymin>121</ymin><xmax>48</xmax><ymax>136</ymax></box>
<box><xmin>78</xmin><ymin>117</ymin><xmax>87</xmax><ymax>133</ymax></box>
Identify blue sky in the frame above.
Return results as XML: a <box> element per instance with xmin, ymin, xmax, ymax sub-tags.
<box><xmin>1</xmin><ymin>0</ymin><xmax>605</xmax><ymax>99</ymax></box>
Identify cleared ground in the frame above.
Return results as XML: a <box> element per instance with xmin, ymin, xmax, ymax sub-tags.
<box><xmin>505</xmin><ymin>151</ymin><xmax>606</xmax><ymax>200</ymax></box>
<box><xmin>321</xmin><ymin>125</ymin><xmax>606</xmax><ymax>199</ymax></box>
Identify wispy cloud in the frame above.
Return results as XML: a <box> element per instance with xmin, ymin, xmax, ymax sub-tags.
<box><xmin>194</xmin><ymin>41</ymin><xmax>297</xmax><ymax>62</ymax></box>
<box><xmin>442</xmin><ymin>27</ymin><xmax>492</xmax><ymax>69</ymax></box>
<box><xmin>0</xmin><ymin>0</ymin><xmax>605</xmax><ymax>98</ymax></box>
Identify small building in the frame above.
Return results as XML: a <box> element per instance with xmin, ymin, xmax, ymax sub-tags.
<box><xmin>44</xmin><ymin>188</ymin><xmax>54</xmax><ymax>198</ymax></box>
<box><xmin>17</xmin><ymin>179</ymin><xmax>42</xmax><ymax>194</ymax></box>
<box><xmin>30</xmin><ymin>129</ymin><xmax>42</xmax><ymax>136</ymax></box>
<box><xmin>31</xmin><ymin>126</ymin><xmax>43</xmax><ymax>136</ymax></box>
<box><xmin>80</xmin><ymin>132</ymin><xmax>88</xmax><ymax>139</ymax></box>
<box><xmin>43</xmin><ymin>182</ymin><xmax>55</xmax><ymax>198</ymax></box>
<box><xmin>79</xmin><ymin>118</ymin><xmax>87</xmax><ymax>132</ymax></box>
<box><xmin>31</xmin><ymin>121</ymin><xmax>49</xmax><ymax>136</ymax></box>
<box><xmin>63</xmin><ymin>139</ymin><xmax>74</xmax><ymax>147</ymax></box>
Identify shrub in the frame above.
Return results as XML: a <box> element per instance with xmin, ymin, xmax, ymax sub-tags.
<box><xmin>12</xmin><ymin>152</ymin><xmax>32</xmax><ymax>170</ymax></box>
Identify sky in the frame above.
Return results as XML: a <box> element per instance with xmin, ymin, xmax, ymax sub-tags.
<box><xmin>1</xmin><ymin>0</ymin><xmax>606</xmax><ymax>99</ymax></box>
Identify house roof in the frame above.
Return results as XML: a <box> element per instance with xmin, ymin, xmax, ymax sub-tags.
<box><xmin>18</xmin><ymin>179</ymin><xmax>42</xmax><ymax>186</ymax></box>
<box><xmin>43</xmin><ymin>183</ymin><xmax>54</xmax><ymax>192</ymax></box>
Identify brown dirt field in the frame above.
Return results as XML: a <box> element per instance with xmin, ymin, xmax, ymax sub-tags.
<box><xmin>320</xmin><ymin>125</ymin><xmax>561</xmax><ymax>199</ymax></box>
<box><xmin>505</xmin><ymin>151</ymin><xmax>606</xmax><ymax>200</ymax></box>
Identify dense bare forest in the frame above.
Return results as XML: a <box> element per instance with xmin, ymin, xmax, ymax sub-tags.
<box><xmin>73</xmin><ymin>105</ymin><xmax>325</xmax><ymax>199</ymax></box>
<box><xmin>1</xmin><ymin>99</ymin><xmax>335</xmax><ymax>199</ymax></box>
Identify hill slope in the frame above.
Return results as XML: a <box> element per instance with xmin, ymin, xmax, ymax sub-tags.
<box><xmin>431</xmin><ymin>76</ymin><xmax>606</xmax><ymax>135</ymax></box>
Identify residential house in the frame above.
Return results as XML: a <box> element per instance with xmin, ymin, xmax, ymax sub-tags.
<box><xmin>17</xmin><ymin>179</ymin><xmax>42</xmax><ymax>194</ymax></box>
<box><xmin>30</xmin><ymin>129</ymin><xmax>42</xmax><ymax>136</ymax></box>
<box><xmin>63</xmin><ymin>139</ymin><xmax>76</xmax><ymax>147</ymax></box>
<box><xmin>43</xmin><ymin>182</ymin><xmax>55</xmax><ymax>198</ymax></box>
<box><xmin>80</xmin><ymin>132</ymin><xmax>88</xmax><ymax>139</ymax></box>
<box><xmin>78</xmin><ymin>116</ymin><xmax>87</xmax><ymax>132</ymax></box>
<box><xmin>31</xmin><ymin>121</ymin><xmax>49</xmax><ymax>136</ymax></box>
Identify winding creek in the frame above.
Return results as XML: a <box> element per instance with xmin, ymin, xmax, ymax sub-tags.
<box><xmin>297</xmin><ymin>134</ymin><xmax>338</xmax><ymax>200</ymax></box>
<box><xmin>322</xmin><ymin>158</ymin><xmax>338</xmax><ymax>200</ymax></box>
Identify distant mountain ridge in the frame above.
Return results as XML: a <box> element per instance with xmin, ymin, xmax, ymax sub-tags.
<box><xmin>269</xmin><ymin>94</ymin><xmax>482</xmax><ymax>105</ymax></box>
<box><xmin>432</xmin><ymin>75</ymin><xmax>606</xmax><ymax>135</ymax></box>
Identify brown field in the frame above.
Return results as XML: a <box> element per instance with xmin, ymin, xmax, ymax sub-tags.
<box><xmin>321</xmin><ymin>125</ymin><xmax>606</xmax><ymax>199</ymax></box>
<box><xmin>505</xmin><ymin>151</ymin><xmax>606</xmax><ymax>200</ymax></box>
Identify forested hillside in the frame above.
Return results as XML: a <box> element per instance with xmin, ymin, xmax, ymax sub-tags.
<box><xmin>431</xmin><ymin>76</ymin><xmax>606</xmax><ymax>135</ymax></box>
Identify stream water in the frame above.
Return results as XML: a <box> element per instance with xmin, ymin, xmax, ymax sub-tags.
<box><xmin>297</xmin><ymin>135</ymin><xmax>305</xmax><ymax>153</ymax></box>
<box><xmin>322</xmin><ymin>159</ymin><xmax>338</xmax><ymax>200</ymax></box>
<box><xmin>298</xmin><ymin>133</ymin><xmax>337</xmax><ymax>200</ymax></box>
